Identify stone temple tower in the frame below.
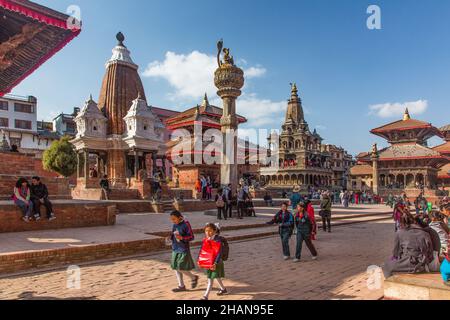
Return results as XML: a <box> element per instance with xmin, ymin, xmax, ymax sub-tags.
<box><xmin>72</xmin><ymin>33</ymin><xmax>165</xmax><ymax>194</ymax></box>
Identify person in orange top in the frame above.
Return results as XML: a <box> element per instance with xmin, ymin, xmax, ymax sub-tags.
<box><xmin>195</xmin><ymin>179</ymin><xmax>202</xmax><ymax>195</ymax></box>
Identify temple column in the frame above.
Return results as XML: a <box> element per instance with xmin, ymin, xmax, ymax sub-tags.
<box><xmin>134</xmin><ymin>150</ymin><xmax>139</xmax><ymax>180</ymax></box>
<box><xmin>152</xmin><ymin>152</ymin><xmax>157</xmax><ymax>177</ymax></box>
<box><xmin>371</xmin><ymin>144</ymin><xmax>379</xmax><ymax>195</ymax></box>
<box><xmin>76</xmin><ymin>152</ymin><xmax>80</xmax><ymax>179</ymax></box>
<box><xmin>214</xmin><ymin>41</ymin><xmax>244</xmax><ymax>195</ymax></box>
<box><xmin>83</xmin><ymin>150</ymin><xmax>89</xmax><ymax>181</ymax></box>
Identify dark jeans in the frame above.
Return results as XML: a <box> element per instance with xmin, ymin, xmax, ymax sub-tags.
<box><xmin>225</xmin><ymin>203</ymin><xmax>233</xmax><ymax>218</ymax></box>
<box><xmin>202</xmin><ymin>187</ymin><xmax>207</xmax><ymax>200</ymax></box>
<box><xmin>237</xmin><ymin>201</ymin><xmax>246</xmax><ymax>218</ymax></box>
<box><xmin>32</xmin><ymin>198</ymin><xmax>53</xmax><ymax>218</ymax></box>
<box><xmin>295</xmin><ymin>231</ymin><xmax>318</xmax><ymax>259</ymax></box>
<box><xmin>217</xmin><ymin>207</ymin><xmax>226</xmax><ymax>220</ymax></box>
<box><xmin>280</xmin><ymin>227</ymin><xmax>292</xmax><ymax>257</ymax></box>
<box><xmin>321</xmin><ymin>211</ymin><xmax>331</xmax><ymax>231</ymax></box>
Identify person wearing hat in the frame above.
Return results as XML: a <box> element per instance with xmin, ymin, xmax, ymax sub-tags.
<box><xmin>320</xmin><ymin>192</ymin><xmax>333</xmax><ymax>233</ymax></box>
<box><xmin>289</xmin><ymin>186</ymin><xmax>303</xmax><ymax>212</ymax></box>
<box><xmin>293</xmin><ymin>202</ymin><xmax>318</xmax><ymax>262</ymax></box>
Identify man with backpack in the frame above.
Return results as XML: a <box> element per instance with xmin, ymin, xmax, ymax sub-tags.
<box><xmin>215</xmin><ymin>188</ymin><xmax>227</xmax><ymax>220</ymax></box>
<box><xmin>266</xmin><ymin>202</ymin><xmax>294</xmax><ymax>260</ymax></box>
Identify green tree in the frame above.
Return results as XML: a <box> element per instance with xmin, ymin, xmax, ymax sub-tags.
<box><xmin>43</xmin><ymin>136</ymin><xmax>77</xmax><ymax>177</ymax></box>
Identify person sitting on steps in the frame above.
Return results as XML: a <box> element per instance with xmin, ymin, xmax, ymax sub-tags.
<box><xmin>30</xmin><ymin>176</ymin><xmax>56</xmax><ymax>221</ymax></box>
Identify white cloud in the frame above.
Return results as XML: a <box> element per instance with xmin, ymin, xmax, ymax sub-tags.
<box><xmin>245</xmin><ymin>66</ymin><xmax>267</xmax><ymax>78</ymax></box>
<box><xmin>143</xmin><ymin>51</ymin><xmax>217</xmax><ymax>100</ymax></box>
<box><xmin>142</xmin><ymin>51</ymin><xmax>267</xmax><ymax>101</ymax></box>
<box><xmin>237</xmin><ymin>94</ymin><xmax>286</xmax><ymax>128</ymax></box>
<box><xmin>369</xmin><ymin>100</ymin><xmax>428</xmax><ymax>118</ymax></box>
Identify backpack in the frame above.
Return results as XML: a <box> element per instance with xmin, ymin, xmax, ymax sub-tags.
<box><xmin>216</xmin><ymin>194</ymin><xmax>225</xmax><ymax>208</ymax></box>
<box><xmin>219</xmin><ymin>236</ymin><xmax>230</xmax><ymax>261</ymax></box>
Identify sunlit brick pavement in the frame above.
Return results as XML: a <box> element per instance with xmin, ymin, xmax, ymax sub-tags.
<box><xmin>0</xmin><ymin>220</ymin><xmax>393</xmax><ymax>300</ymax></box>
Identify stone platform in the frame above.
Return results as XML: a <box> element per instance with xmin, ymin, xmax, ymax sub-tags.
<box><xmin>0</xmin><ymin>200</ymin><xmax>116</xmax><ymax>233</ymax></box>
<box><xmin>384</xmin><ymin>273</ymin><xmax>450</xmax><ymax>300</ymax></box>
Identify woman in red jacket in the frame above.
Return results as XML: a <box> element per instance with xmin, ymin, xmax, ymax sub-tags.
<box><xmin>305</xmin><ymin>199</ymin><xmax>317</xmax><ymax>240</ymax></box>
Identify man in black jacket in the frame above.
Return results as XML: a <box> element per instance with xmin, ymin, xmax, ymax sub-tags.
<box><xmin>30</xmin><ymin>176</ymin><xmax>56</xmax><ymax>221</ymax></box>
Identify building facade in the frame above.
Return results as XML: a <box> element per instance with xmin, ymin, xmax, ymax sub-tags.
<box><xmin>0</xmin><ymin>94</ymin><xmax>59</xmax><ymax>153</ymax></box>
<box><xmin>53</xmin><ymin>108</ymin><xmax>80</xmax><ymax>137</ymax></box>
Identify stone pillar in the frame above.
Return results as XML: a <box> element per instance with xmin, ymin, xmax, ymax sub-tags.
<box><xmin>152</xmin><ymin>152</ymin><xmax>157</xmax><ymax>177</ymax></box>
<box><xmin>76</xmin><ymin>152</ymin><xmax>80</xmax><ymax>179</ymax></box>
<box><xmin>371</xmin><ymin>144</ymin><xmax>379</xmax><ymax>195</ymax></box>
<box><xmin>83</xmin><ymin>150</ymin><xmax>89</xmax><ymax>181</ymax></box>
<box><xmin>214</xmin><ymin>41</ymin><xmax>245</xmax><ymax>194</ymax></box>
<box><xmin>134</xmin><ymin>150</ymin><xmax>139</xmax><ymax>180</ymax></box>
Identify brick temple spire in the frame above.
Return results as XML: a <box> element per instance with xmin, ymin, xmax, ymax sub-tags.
<box><xmin>98</xmin><ymin>32</ymin><xmax>147</xmax><ymax>135</ymax></box>
<box><xmin>284</xmin><ymin>83</ymin><xmax>304</xmax><ymax>127</ymax></box>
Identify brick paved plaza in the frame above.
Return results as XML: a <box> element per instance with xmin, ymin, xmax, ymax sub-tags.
<box><xmin>0</xmin><ymin>214</ymin><xmax>394</xmax><ymax>300</ymax></box>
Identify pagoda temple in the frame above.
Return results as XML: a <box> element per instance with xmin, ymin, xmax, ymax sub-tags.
<box><xmin>71</xmin><ymin>33</ymin><xmax>166</xmax><ymax>199</ymax></box>
<box><xmin>435</xmin><ymin>124</ymin><xmax>450</xmax><ymax>188</ymax></box>
<box><xmin>165</xmin><ymin>94</ymin><xmax>260</xmax><ymax>192</ymax></box>
<box><xmin>350</xmin><ymin>109</ymin><xmax>449</xmax><ymax>200</ymax></box>
<box><xmin>259</xmin><ymin>84</ymin><xmax>334</xmax><ymax>189</ymax></box>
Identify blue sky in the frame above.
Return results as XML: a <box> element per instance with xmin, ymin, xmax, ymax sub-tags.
<box><xmin>11</xmin><ymin>0</ymin><xmax>450</xmax><ymax>154</ymax></box>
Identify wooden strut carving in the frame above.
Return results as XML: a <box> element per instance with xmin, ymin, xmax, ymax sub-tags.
<box><xmin>0</xmin><ymin>23</ymin><xmax>45</xmax><ymax>70</ymax></box>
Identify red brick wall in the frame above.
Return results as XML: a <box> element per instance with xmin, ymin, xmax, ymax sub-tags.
<box><xmin>0</xmin><ymin>202</ymin><xmax>116</xmax><ymax>233</ymax></box>
<box><xmin>0</xmin><ymin>175</ymin><xmax>71</xmax><ymax>200</ymax></box>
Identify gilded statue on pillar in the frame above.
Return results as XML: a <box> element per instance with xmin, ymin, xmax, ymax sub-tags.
<box><xmin>217</xmin><ymin>39</ymin><xmax>235</xmax><ymax>68</ymax></box>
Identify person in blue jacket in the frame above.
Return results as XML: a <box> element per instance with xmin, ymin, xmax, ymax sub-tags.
<box><xmin>267</xmin><ymin>202</ymin><xmax>294</xmax><ymax>260</ymax></box>
<box><xmin>168</xmin><ymin>211</ymin><xmax>199</xmax><ymax>293</ymax></box>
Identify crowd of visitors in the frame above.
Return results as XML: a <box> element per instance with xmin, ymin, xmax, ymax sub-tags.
<box><xmin>385</xmin><ymin>195</ymin><xmax>449</xmax><ymax>286</ymax></box>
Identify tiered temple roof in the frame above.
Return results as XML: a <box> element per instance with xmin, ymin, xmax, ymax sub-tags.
<box><xmin>165</xmin><ymin>94</ymin><xmax>247</xmax><ymax>131</ymax></box>
<box><xmin>0</xmin><ymin>0</ymin><xmax>81</xmax><ymax>96</ymax></box>
<box><xmin>370</xmin><ymin>109</ymin><xmax>443</xmax><ymax>144</ymax></box>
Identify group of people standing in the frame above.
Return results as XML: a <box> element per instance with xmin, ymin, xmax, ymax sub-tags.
<box><xmin>12</xmin><ymin>177</ymin><xmax>56</xmax><ymax>222</ymax></box>
<box><xmin>196</xmin><ymin>176</ymin><xmax>214</xmax><ymax>200</ymax></box>
<box><xmin>214</xmin><ymin>184</ymin><xmax>256</xmax><ymax>220</ymax></box>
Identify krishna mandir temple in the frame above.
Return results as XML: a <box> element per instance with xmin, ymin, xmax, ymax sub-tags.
<box><xmin>70</xmin><ymin>33</ymin><xmax>167</xmax><ymax>200</ymax></box>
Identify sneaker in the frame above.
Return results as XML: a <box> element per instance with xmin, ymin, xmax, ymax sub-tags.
<box><xmin>283</xmin><ymin>256</ymin><xmax>290</xmax><ymax>261</ymax></box>
<box><xmin>312</xmin><ymin>256</ymin><xmax>318</xmax><ymax>261</ymax></box>
<box><xmin>22</xmin><ymin>216</ymin><xmax>30</xmax><ymax>223</ymax></box>
<box><xmin>217</xmin><ymin>289</ymin><xmax>228</xmax><ymax>296</ymax></box>
<box><xmin>172</xmin><ymin>286</ymin><xmax>187</xmax><ymax>293</ymax></box>
<box><xmin>48</xmin><ymin>214</ymin><xmax>56</xmax><ymax>221</ymax></box>
<box><xmin>293</xmin><ymin>259</ymin><xmax>300</xmax><ymax>263</ymax></box>
<box><xmin>34</xmin><ymin>215</ymin><xmax>41</xmax><ymax>221</ymax></box>
<box><xmin>191</xmin><ymin>276</ymin><xmax>199</xmax><ymax>289</ymax></box>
